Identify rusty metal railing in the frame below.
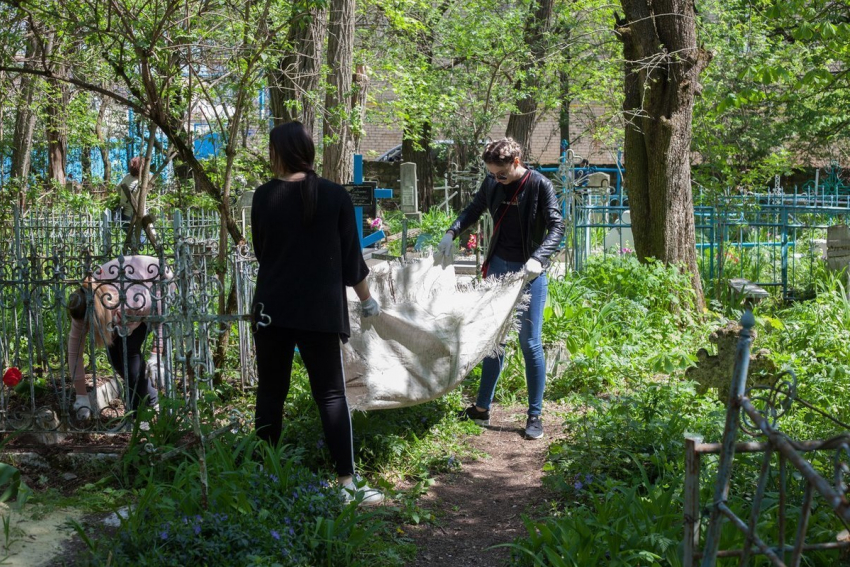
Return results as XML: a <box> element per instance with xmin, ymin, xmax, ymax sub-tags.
<box><xmin>685</xmin><ymin>309</ymin><xmax>850</xmax><ymax>566</ymax></box>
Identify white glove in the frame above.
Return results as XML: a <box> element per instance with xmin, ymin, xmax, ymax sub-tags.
<box><xmin>74</xmin><ymin>394</ymin><xmax>92</xmax><ymax>420</ymax></box>
<box><xmin>360</xmin><ymin>297</ymin><xmax>381</xmax><ymax>318</ymax></box>
<box><xmin>524</xmin><ymin>258</ymin><xmax>544</xmax><ymax>281</ymax></box>
<box><xmin>436</xmin><ymin>232</ymin><xmax>454</xmax><ymax>258</ymax></box>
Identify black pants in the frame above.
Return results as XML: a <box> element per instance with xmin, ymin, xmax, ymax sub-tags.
<box><xmin>107</xmin><ymin>323</ymin><xmax>158</xmax><ymax>412</ymax></box>
<box><xmin>254</xmin><ymin>325</ymin><xmax>355</xmax><ymax>478</ymax></box>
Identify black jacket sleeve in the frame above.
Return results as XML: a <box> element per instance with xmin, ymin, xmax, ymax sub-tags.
<box><xmin>251</xmin><ymin>194</ymin><xmax>263</xmax><ymax>260</ymax></box>
<box><xmin>531</xmin><ymin>176</ymin><xmax>565</xmax><ymax>267</ymax></box>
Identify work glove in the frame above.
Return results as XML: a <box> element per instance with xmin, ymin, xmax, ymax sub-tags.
<box><xmin>436</xmin><ymin>232</ymin><xmax>454</xmax><ymax>259</ymax></box>
<box><xmin>524</xmin><ymin>258</ymin><xmax>544</xmax><ymax>281</ymax></box>
<box><xmin>360</xmin><ymin>297</ymin><xmax>381</xmax><ymax>318</ymax></box>
<box><xmin>74</xmin><ymin>394</ymin><xmax>92</xmax><ymax>420</ymax></box>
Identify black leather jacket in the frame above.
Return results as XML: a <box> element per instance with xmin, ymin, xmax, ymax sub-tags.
<box><xmin>448</xmin><ymin>169</ymin><xmax>565</xmax><ymax>268</ymax></box>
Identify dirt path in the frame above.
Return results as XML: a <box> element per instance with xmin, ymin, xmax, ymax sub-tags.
<box><xmin>0</xmin><ymin>505</ymin><xmax>84</xmax><ymax>567</ymax></box>
<box><xmin>405</xmin><ymin>404</ymin><xmax>566</xmax><ymax>566</ymax></box>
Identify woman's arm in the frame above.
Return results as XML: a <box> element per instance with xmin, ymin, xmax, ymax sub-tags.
<box><xmin>447</xmin><ymin>178</ymin><xmax>491</xmax><ymax>237</ymax></box>
<box><xmin>67</xmin><ymin>318</ymin><xmax>88</xmax><ymax>395</ymax></box>
<box><xmin>530</xmin><ymin>177</ymin><xmax>566</xmax><ymax>266</ymax></box>
<box><xmin>352</xmin><ymin>278</ymin><xmax>371</xmax><ymax>301</ymax></box>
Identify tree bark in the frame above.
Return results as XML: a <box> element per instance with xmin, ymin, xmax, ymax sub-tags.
<box><xmin>95</xmin><ymin>97</ymin><xmax>111</xmax><ymax>183</ymax></box>
<box><xmin>505</xmin><ymin>0</ymin><xmax>555</xmax><ymax>159</ymax></box>
<box><xmin>402</xmin><ymin>122</ymin><xmax>434</xmax><ymax>211</ymax></box>
<box><xmin>617</xmin><ymin>0</ymin><xmax>711</xmax><ymax>310</ymax></box>
<box><xmin>10</xmin><ymin>37</ymin><xmax>39</xmax><ymax>208</ymax></box>
<box><xmin>352</xmin><ymin>64</ymin><xmax>369</xmax><ymax>153</ymax></box>
<box><xmin>268</xmin><ymin>7</ymin><xmax>327</xmax><ymax>133</ymax></box>
<box><xmin>322</xmin><ymin>0</ymin><xmax>355</xmax><ymax>184</ymax></box>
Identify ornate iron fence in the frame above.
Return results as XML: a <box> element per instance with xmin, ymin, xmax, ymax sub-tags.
<box><xmin>0</xmin><ymin>206</ymin><xmax>256</xmax><ymax>437</ymax></box>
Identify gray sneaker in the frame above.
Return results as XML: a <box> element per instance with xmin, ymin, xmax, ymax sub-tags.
<box><xmin>525</xmin><ymin>415</ymin><xmax>544</xmax><ymax>439</ymax></box>
<box><xmin>340</xmin><ymin>475</ymin><xmax>384</xmax><ymax>506</ymax></box>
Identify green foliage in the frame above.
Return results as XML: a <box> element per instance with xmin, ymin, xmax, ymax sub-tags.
<box><xmin>507</xmin><ymin>256</ymin><xmax>850</xmax><ymax>566</ymax></box>
<box><xmin>0</xmin><ymin>462</ymin><xmax>31</xmax><ymax>510</ymax></box>
<box><xmin>507</xmin><ymin>473</ymin><xmax>682</xmax><ymax>567</ymax></box>
<box><xmin>76</xmin><ymin>436</ymin><xmax>397</xmax><ymax>567</ymax></box>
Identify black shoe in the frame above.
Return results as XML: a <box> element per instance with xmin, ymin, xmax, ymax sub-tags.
<box><xmin>525</xmin><ymin>415</ymin><xmax>544</xmax><ymax>439</ymax></box>
<box><xmin>458</xmin><ymin>404</ymin><xmax>490</xmax><ymax>425</ymax></box>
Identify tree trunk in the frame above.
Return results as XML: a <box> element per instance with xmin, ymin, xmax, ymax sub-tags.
<box><xmin>402</xmin><ymin>122</ymin><xmax>434</xmax><ymax>211</ymax></box>
<box><xmin>322</xmin><ymin>0</ymin><xmax>355</xmax><ymax>184</ymax></box>
<box><xmin>95</xmin><ymin>97</ymin><xmax>111</xmax><ymax>183</ymax></box>
<box><xmin>352</xmin><ymin>65</ymin><xmax>369</xmax><ymax>153</ymax></box>
<box><xmin>505</xmin><ymin>0</ymin><xmax>555</xmax><ymax>159</ymax></box>
<box><xmin>268</xmin><ymin>7</ymin><xmax>327</xmax><ymax>133</ymax></box>
<box><xmin>10</xmin><ymin>38</ymin><xmax>39</xmax><ymax>209</ymax></box>
<box><xmin>617</xmin><ymin>0</ymin><xmax>711</xmax><ymax>310</ymax></box>
<box><xmin>81</xmin><ymin>144</ymin><xmax>92</xmax><ymax>182</ymax></box>
<box><xmin>45</xmin><ymin>50</ymin><xmax>69</xmax><ymax>187</ymax></box>
<box><xmin>558</xmin><ymin>31</ymin><xmax>572</xmax><ymax>150</ymax></box>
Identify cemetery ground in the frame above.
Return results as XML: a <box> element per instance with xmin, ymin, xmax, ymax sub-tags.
<box><xmin>4</xmin><ymin>255</ymin><xmax>850</xmax><ymax>565</ymax></box>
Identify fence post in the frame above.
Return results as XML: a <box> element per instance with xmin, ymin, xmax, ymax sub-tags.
<box><xmin>781</xmin><ymin>206</ymin><xmax>789</xmax><ymax>299</ymax></box>
<box><xmin>683</xmin><ymin>435</ymin><xmax>703</xmax><ymax>567</ymax></box>
<box><xmin>700</xmin><ymin>309</ymin><xmax>755</xmax><ymax>566</ymax></box>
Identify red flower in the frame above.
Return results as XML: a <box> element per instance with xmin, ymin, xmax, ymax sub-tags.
<box><xmin>3</xmin><ymin>367</ymin><xmax>22</xmax><ymax>388</ymax></box>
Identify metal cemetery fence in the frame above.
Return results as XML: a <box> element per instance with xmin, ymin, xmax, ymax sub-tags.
<box><xmin>684</xmin><ymin>310</ymin><xmax>850</xmax><ymax>565</ymax></box>
<box><xmin>570</xmin><ymin>191</ymin><xmax>850</xmax><ymax>299</ymax></box>
<box><xmin>0</xmin><ymin>206</ymin><xmax>257</xmax><ymax>436</ymax></box>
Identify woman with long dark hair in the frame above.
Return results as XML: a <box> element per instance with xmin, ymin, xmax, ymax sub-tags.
<box><xmin>251</xmin><ymin>121</ymin><xmax>383</xmax><ymax>505</ymax></box>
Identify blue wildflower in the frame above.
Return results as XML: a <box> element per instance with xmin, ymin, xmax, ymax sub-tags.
<box><xmin>271</xmin><ymin>529</ymin><xmax>280</xmax><ymax>540</ymax></box>
<box><xmin>160</xmin><ymin>531</ymin><xmax>168</xmax><ymax>541</ymax></box>
<box><xmin>194</xmin><ymin>525</ymin><xmax>201</xmax><ymax>535</ymax></box>
<box><xmin>574</xmin><ymin>481</ymin><xmax>583</xmax><ymax>491</ymax></box>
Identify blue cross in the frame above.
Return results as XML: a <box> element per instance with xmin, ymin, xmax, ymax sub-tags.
<box><xmin>352</xmin><ymin>154</ymin><xmax>393</xmax><ymax>248</ymax></box>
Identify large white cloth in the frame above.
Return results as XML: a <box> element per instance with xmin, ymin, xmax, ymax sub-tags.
<box><xmin>343</xmin><ymin>255</ymin><xmax>527</xmax><ymax>410</ymax></box>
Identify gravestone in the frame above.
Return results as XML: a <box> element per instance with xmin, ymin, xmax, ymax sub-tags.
<box><xmin>400</xmin><ymin>162</ymin><xmax>420</xmax><ymax>220</ymax></box>
<box><xmin>603</xmin><ymin>209</ymin><xmax>634</xmax><ymax>252</ymax></box>
<box><xmin>826</xmin><ymin>224</ymin><xmax>850</xmax><ymax>272</ymax></box>
<box><xmin>686</xmin><ymin>323</ymin><xmax>777</xmax><ymax>403</ymax></box>
<box><xmin>586</xmin><ymin>172</ymin><xmax>610</xmax><ymax>188</ymax></box>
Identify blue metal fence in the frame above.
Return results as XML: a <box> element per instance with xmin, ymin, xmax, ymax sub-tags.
<box><xmin>571</xmin><ymin>191</ymin><xmax>850</xmax><ymax>299</ymax></box>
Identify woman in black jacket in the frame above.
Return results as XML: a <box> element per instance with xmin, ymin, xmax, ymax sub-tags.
<box><xmin>251</xmin><ymin>121</ymin><xmax>382</xmax><ymax>505</ymax></box>
<box><xmin>437</xmin><ymin>138</ymin><xmax>565</xmax><ymax>440</ymax></box>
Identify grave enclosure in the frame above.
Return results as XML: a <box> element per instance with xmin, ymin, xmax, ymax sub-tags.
<box><xmin>0</xmin><ymin>206</ymin><xmax>258</xmax><ymax>439</ymax></box>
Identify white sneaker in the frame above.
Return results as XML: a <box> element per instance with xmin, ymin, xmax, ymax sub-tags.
<box><xmin>73</xmin><ymin>395</ymin><xmax>92</xmax><ymax>420</ymax></box>
<box><xmin>340</xmin><ymin>475</ymin><xmax>384</xmax><ymax>506</ymax></box>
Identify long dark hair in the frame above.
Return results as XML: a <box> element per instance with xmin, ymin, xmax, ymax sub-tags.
<box><xmin>269</xmin><ymin>121</ymin><xmax>318</xmax><ymax>225</ymax></box>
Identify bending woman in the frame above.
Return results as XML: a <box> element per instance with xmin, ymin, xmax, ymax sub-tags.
<box><xmin>67</xmin><ymin>255</ymin><xmax>173</xmax><ymax>421</ymax></box>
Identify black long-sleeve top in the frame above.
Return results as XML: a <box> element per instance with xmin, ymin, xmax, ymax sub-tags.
<box><xmin>251</xmin><ymin>177</ymin><xmax>369</xmax><ymax>339</ymax></box>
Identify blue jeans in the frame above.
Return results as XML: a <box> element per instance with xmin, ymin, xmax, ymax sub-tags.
<box><xmin>476</xmin><ymin>255</ymin><xmax>548</xmax><ymax>416</ymax></box>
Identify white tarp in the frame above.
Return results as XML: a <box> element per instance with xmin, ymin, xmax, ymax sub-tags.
<box><xmin>343</xmin><ymin>255</ymin><xmax>527</xmax><ymax>411</ymax></box>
